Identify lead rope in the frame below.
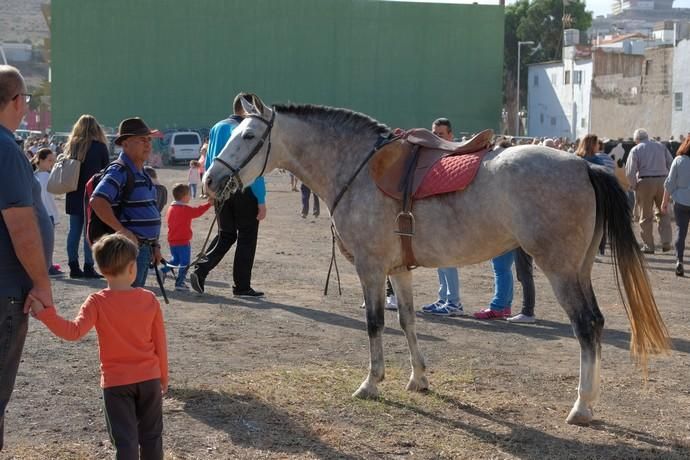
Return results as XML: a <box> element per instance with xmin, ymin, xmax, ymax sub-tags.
<box><xmin>190</xmin><ymin>214</ymin><xmax>217</xmax><ymax>267</ymax></box>
<box><xmin>323</xmin><ymin>224</ymin><xmax>342</xmax><ymax>295</ymax></box>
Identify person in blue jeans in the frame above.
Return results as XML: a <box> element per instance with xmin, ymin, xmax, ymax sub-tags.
<box><xmin>63</xmin><ymin>114</ymin><xmax>110</xmax><ymax>279</ymax></box>
<box><xmin>421</xmin><ymin>267</ymin><xmax>465</xmax><ymax>316</ymax></box>
<box><xmin>474</xmin><ymin>251</ymin><xmax>514</xmax><ymax>319</ymax></box>
<box><xmin>420</xmin><ymin>118</ymin><xmax>465</xmax><ymax>317</ymax></box>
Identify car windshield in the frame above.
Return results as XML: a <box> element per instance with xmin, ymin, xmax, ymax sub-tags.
<box><xmin>174</xmin><ymin>134</ymin><xmax>199</xmax><ymax>145</ymax></box>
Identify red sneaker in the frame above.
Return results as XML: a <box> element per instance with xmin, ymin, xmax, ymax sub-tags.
<box><xmin>473</xmin><ymin>308</ymin><xmax>511</xmax><ymax>320</ymax></box>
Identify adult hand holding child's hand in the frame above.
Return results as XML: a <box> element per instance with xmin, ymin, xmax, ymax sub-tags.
<box><xmin>25</xmin><ymin>294</ymin><xmax>46</xmax><ymax>317</ymax></box>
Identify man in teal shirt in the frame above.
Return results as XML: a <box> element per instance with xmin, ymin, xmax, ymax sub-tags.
<box><xmin>191</xmin><ymin>93</ymin><xmax>267</xmax><ymax>295</ymax></box>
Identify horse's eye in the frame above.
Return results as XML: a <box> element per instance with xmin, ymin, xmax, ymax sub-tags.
<box><xmin>242</xmin><ymin>132</ymin><xmax>255</xmax><ymax>140</ymax></box>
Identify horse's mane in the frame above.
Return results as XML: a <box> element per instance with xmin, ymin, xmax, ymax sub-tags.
<box><xmin>274</xmin><ymin>104</ymin><xmax>391</xmax><ymax>137</ymax></box>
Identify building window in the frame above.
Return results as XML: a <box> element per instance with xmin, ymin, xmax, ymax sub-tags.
<box><xmin>574</xmin><ymin>70</ymin><xmax>582</xmax><ymax>84</ymax></box>
<box><xmin>564</xmin><ymin>70</ymin><xmax>571</xmax><ymax>85</ymax></box>
<box><xmin>551</xmin><ymin>116</ymin><xmax>557</xmax><ymax>126</ymax></box>
<box><xmin>645</xmin><ymin>60</ymin><xmax>652</xmax><ymax>76</ymax></box>
<box><xmin>533</xmin><ymin>75</ymin><xmax>539</xmax><ymax>87</ymax></box>
<box><xmin>675</xmin><ymin>92</ymin><xmax>683</xmax><ymax>111</ymax></box>
<box><xmin>631</xmin><ymin>87</ymin><xmax>638</xmax><ymax>96</ymax></box>
<box><xmin>540</xmin><ymin>113</ymin><xmax>544</xmax><ymax>125</ymax></box>
<box><xmin>581</xmin><ymin>118</ymin><xmax>586</xmax><ymax>128</ymax></box>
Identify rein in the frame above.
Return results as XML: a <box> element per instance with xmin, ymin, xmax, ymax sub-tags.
<box><xmin>324</xmin><ymin>133</ymin><xmax>398</xmax><ymax>295</ymax></box>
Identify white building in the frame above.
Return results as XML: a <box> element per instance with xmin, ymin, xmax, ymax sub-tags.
<box><xmin>672</xmin><ymin>38</ymin><xmax>690</xmax><ymax>138</ymax></box>
<box><xmin>527</xmin><ymin>33</ymin><xmax>593</xmax><ymax>140</ymax></box>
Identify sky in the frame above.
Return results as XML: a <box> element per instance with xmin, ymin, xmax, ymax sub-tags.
<box><xmin>388</xmin><ymin>0</ymin><xmax>690</xmax><ymax>18</ymax></box>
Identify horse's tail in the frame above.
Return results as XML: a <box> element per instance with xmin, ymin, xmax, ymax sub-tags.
<box><xmin>588</xmin><ymin>165</ymin><xmax>671</xmax><ymax>369</ymax></box>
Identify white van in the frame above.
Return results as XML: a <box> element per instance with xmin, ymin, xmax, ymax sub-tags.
<box><xmin>164</xmin><ymin>131</ymin><xmax>202</xmax><ymax>165</ymax></box>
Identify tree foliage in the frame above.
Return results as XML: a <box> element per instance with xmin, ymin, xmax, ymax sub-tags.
<box><xmin>503</xmin><ymin>0</ymin><xmax>593</xmax><ymax>125</ymax></box>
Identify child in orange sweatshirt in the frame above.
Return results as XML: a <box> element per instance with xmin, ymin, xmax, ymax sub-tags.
<box><xmin>30</xmin><ymin>233</ymin><xmax>168</xmax><ymax>459</ymax></box>
<box><xmin>162</xmin><ymin>183</ymin><xmax>212</xmax><ymax>291</ymax></box>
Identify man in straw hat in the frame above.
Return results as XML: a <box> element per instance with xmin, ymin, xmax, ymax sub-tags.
<box><xmin>90</xmin><ymin>117</ymin><xmax>163</xmax><ymax>287</ymax></box>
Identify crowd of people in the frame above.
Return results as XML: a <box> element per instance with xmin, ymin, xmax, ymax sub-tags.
<box><xmin>2</xmin><ymin>59</ymin><xmax>690</xmax><ymax>457</ymax></box>
<box><xmin>0</xmin><ymin>65</ymin><xmax>270</xmax><ymax>457</ymax></box>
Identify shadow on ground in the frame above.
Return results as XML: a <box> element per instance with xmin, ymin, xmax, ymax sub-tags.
<box><xmin>214</xmin><ymin>297</ymin><xmax>444</xmax><ymax>342</ymax></box>
<box><xmin>170</xmin><ymin>387</ymin><xmax>362</xmax><ymax>460</ymax></box>
<box><xmin>381</xmin><ymin>393</ymin><xmax>689</xmax><ymax>459</ymax></box>
<box><xmin>417</xmin><ymin>314</ymin><xmax>690</xmax><ymax>354</ymax></box>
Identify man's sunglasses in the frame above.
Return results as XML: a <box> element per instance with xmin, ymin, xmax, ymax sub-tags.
<box><xmin>12</xmin><ymin>93</ymin><xmax>32</xmax><ymax>104</ymax></box>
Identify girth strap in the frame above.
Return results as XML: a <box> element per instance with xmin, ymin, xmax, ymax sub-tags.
<box><xmin>395</xmin><ymin>145</ymin><xmax>420</xmax><ymax>269</ymax></box>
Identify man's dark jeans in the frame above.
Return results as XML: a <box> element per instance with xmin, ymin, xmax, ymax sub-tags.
<box><xmin>195</xmin><ymin>189</ymin><xmax>259</xmax><ymax>291</ymax></box>
<box><xmin>515</xmin><ymin>248</ymin><xmax>535</xmax><ymax>317</ymax></box>
<box><xmin>0</xmin><ymin>297</ymin><xmax>28</xmax><ymax>451</ymax></box>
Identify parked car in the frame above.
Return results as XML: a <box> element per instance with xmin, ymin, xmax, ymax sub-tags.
<box><xmin>162</xmin><ymin>131</ymin><xmax>202</xmax><ymax>165</ymax></box>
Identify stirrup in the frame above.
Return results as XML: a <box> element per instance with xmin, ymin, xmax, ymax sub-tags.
<box><xmin>394</xmin><ymin>211</ymin><xmax>415</xmax><ymax>237</ymax></box>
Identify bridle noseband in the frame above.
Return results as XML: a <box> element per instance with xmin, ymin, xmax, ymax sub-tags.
<box><xmin>213</xmin><ymin>109</ymin><xmax>276</xmax><ymax>193</ymax></box>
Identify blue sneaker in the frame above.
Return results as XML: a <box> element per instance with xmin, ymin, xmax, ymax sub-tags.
<box><xmin>422</xmin><ymin>300</ymin><xmax>446</xmax><ymax>313</ymax></box>
<box><xmin>429</xmin><ymin>302</ymin><xmax>465</xmax><ymax>317</ymax></box>
<box><xmin>445</xmin><ymin>302</ymin><xmax>467</xmax><ymax>316</ymax></box>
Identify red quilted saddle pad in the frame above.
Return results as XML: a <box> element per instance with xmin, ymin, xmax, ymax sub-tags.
<box><xmin>414</xmin><ymin>152</ymin><xmax>484</xmax><ymax>199</ymax></box>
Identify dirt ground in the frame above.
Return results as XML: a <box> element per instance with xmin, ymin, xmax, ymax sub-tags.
<box><xmin>3</xmin><ymin>166</ymin><xmax>690</xmax><ymax>459</ymax></box>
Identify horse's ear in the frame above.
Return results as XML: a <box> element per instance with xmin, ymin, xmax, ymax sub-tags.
<box><xmin>261</xmin><ymin>103</ymin><xmax>273</xmax><ymax>120</ymax></box>
<box><xmin>240</xmin><ymin>97</ymin><xmax>261</xmax><ymax>116</ymax></box>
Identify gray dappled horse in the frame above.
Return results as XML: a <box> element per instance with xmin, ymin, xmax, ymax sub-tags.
<box><xmin>204</xmin><ymin>96</ymin><xmax>670</xmax><ymax>425</ymax></box>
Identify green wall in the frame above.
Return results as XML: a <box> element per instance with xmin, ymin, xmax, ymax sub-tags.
<box><xmin>52</xmin><ymin>0</ymin><xmax>504</xmax><ymax>134</ymax></box>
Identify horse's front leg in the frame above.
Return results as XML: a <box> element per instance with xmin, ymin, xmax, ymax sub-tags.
<box><xmin>390</xmin><ymin>271</ymin><xmax>428</xmax><ymax>393</ymax></box>
<box><xmin>353</xmin><ymin>269</ymin><xmax>387</xmax><ymax>399</ymax></box>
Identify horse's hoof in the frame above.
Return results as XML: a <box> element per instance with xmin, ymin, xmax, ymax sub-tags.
<box><xmin>352</xmin><ymin>383</ymin><xmax>379</xmax><ymax>400</ymax></box>
<box><xmin>566</xmin><ymin>407</ymin><xmax>593</xmax><ymax>425</ymax></box>
<box><xmin>406</xmin><ymin>376</ymin><xmax>429</xmax><ymax>393</ymax></box>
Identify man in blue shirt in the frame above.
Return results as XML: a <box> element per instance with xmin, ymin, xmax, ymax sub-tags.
<box><xmin>191</xmin><ymin>93</ymin><xmax>267</xmax><ymax>296</ymax></box>
<box><xmin>0</xmin><ymin>65</ymin><xmax>53</xmax><ymax>452</ymax></box>
<box><xmin>91</xmin><ymin>118</ymin><xmax>162</xmax><ymax>287</ymax></box>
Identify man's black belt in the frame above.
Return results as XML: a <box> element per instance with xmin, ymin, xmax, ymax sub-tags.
<box><xmin>640</xmin><ymin>175</ymin><xmax>666</xmax><ymax>178</ymax></box>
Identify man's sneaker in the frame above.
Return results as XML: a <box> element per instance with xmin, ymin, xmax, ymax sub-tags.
<box><xmin>421</xmin><ymin>300</ymin><xmax>445</xmax><ymax>313</ymax></box>
<box><xmin>429</xmin><ymin>302</ymin><xmax>463</xmax><ymax>317</ymax></box>
<box><xmin>445</xmin><ymin>302</ymin><xmax>467</xmax><ymax>316</ymax></box>
<box><xmin>473</xmin><ymin>308</ymin><xmax>512</xmax><ymax>320</ymax></box>
<box><xmin>48</xmin><ymin>265</ymin><xmax>64</xmax><ymax>277</ymax></box>
<box><xmin>175</xmin><ymin>283</ymin><xmax>190</xmax><ymax>292</ymax></box>
<box><xmin>507</xmin><ymin>313</ymin><xmax>536</xmax><ymax>324</ymax></box>
<box><xmin>190</xmin><ymin>271</ymin><xmax>205</xmax><ymax>294</ymax></box>
<box><xmin>385</xmin><ymin>295</ymin><xmax>398</xmax><ymax>310</ymax></box>
<box><xmin>676</xmin><ymin>261</ymin><xmax>684</xmax><ymax>277</ymax></box>
<box><xmin>233</xmin><ymin>287</ymin><xmax>264</xmax><ymax>297</ymax></box>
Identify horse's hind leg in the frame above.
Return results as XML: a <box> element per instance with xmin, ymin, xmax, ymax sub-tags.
<box><xmin>389</xmin><ymin>271</ymin><xmax>428</xmax><ymax>392</ymax></box>
<box><xmin>353</xmin><ymin>269</ymin><xmax>387</xmax><ymax>399</ymax></box>
<box><xmin>547</xmin><ymin>274</ymin><xmax>604</xmax><ymax>425</ymax></box>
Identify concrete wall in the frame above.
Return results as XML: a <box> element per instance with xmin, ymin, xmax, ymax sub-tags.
<box><xmin>672</xmin><ymin>39</ymin><xmax>690</xmax><ymax>138</ymax></box>
<box><xmin>590</xmin><ymin>47</ymin><xmax>673</xmax><ymax>139</ymax></box>
<box><xmin>52</xmin><ymin>0</ymin><xmax>504</xmax><ymax>133</ymax></box>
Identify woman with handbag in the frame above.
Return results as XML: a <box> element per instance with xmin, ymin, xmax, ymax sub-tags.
<box><xmin>64</xmin><ymin>115</ymin><xmax>109</xmax><ymax>278</ymax></box>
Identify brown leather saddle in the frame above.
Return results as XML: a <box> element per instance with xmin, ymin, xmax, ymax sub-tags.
<box><xmin>370</xmin><ymin>129</ymin><xmax>494</xmax><ymax>201</ymax></box>
<box><xmin>369</xmin><ymin>128</ymin><xmax>494</xmax><ymax>269</ymax></box>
